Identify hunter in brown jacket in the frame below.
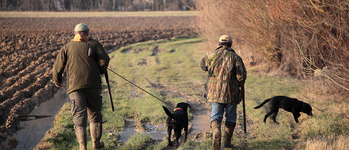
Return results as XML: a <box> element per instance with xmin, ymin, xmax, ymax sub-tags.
<box><xmin>52</xmin><ymin>23</ymin><xmax>110</xmax><ymax>150</ymax></box>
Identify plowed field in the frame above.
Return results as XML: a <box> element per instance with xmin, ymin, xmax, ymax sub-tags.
<box><xmin>0</xmin><ymin>16</ymin><xmax>197</xmax><ymax>147</ymax></box>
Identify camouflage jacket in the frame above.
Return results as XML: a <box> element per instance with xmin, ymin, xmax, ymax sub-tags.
<box><xmin>52</xmin><ymin>39</ymin><xmax>110</xmax><ymax>94</ymax></box>
<box><xmin>201</xmin><ymin>46</ymin><xmax>247</xmax><ymax>104</ymax></box>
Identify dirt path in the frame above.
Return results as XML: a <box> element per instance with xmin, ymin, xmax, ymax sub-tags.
<box><xmin>160</xmin><ymin>90</ymin><xmax>252</xmax><ymax>149</ymax></box>
<box><xmin>142</xmin><ymin>76</ymin><xmax>212</xmax><ymax>148</ymax></box>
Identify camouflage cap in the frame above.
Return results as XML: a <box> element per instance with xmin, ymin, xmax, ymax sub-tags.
<box><xmin>219</xmin><ymin>35</ymin><xmax>232</xmax><ymax>43</ymax></box>
<box><xmin>74</xmin><ymin>23</ymin><xmax>89</xmax><ymax>32</ymax></box>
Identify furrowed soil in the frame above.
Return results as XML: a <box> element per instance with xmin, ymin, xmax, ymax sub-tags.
<box><xmin>0</xmin><ymin>16</ymin><xmax>197</xmax><ymax>149</ymax></box>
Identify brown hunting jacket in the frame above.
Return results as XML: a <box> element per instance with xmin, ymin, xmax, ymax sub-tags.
<box><xmin>201</xmin><ymin>46</ymin><xmax>247</xmax><ymax>104</ymax></box>
<box><xmin>52</xmin><ymin>39</ymin><xmax>110</xmax><ymax>94</ymax></box>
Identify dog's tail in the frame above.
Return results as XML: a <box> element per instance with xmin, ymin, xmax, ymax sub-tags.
<box><xmin>162</xmin><ymin>106</ymin><xmax>174</xmax><ymax>119</ymax></box>
<box><xmin>254</xmin><ymin>98</ymin><xmax>271</xmax><ymax>109</ymax></box>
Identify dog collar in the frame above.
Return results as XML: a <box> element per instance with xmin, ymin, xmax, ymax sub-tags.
<box><xmin>174</xmin><ymin>108</ymin><xmax>183</xmax><ymax>112</ymax></box>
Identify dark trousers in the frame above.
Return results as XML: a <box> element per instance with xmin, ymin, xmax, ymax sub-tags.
<box><xmin>69</xmin><ymin>88</ymin><xmax>102</xmax><ymax>127</ymax></box>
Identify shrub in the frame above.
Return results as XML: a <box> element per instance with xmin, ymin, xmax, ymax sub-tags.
<box><xmin>195</xmin><ymin>0</ymin><xmax>349</xmax><ymax>94</ymax></box>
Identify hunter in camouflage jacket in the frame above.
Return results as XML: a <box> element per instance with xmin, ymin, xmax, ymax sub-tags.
<box><xmin>201</xmin><ymin>46</ymin><xmax>247</xmax><ymax>104</ymax></box>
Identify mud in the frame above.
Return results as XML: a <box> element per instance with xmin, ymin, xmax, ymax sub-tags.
<box><xmin>114</xmin><ymin>109</ymin><xmax>211</xmax><ymax>145</ymax></box>
<box><xmin>189</xmin><ymin>111</ymin><xmax>211</xmax><ymax>135</ymax></box>
<box><xmin>0</xmin><ymin>16</ymin><xmax>197</xmax><ymax>148</ymax></box>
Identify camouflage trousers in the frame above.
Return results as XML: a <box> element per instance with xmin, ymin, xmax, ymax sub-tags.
<box><xmin>68</xmin><ymin>88</ymin><xmax>103</xmax><ymax>127</ymax></box>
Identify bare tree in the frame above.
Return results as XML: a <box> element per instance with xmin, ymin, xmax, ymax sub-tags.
<box><xmin>0</xmin><ymin>0</ymin><xmax>195</xmax><ymax>11</ymax></box>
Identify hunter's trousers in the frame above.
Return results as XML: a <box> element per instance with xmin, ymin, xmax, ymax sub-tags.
<box><xmin>69</xmin><ymin>88</ymin><xmax>103</xmax><ymax>127</ymax></box>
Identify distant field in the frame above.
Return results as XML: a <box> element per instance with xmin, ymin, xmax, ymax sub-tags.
<box><xmin>0</xmin><ymin>11</ymin><xmax>198</xmax><ymax>18</ymax></box>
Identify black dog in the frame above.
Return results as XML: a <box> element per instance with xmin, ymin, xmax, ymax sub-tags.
<box><xmin>162</xmin><ymin>102</ymin><xmax>191</xmax><ymax>146</ymax></box>
<box><xmin>254</xmin><ymin>96</ymin><xmax>313</xmax><ymax>123</ymax></box>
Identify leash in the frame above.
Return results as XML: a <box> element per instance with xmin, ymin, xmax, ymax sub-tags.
<box><xmin>84</xmin><ymin>40</ymin><xmax>172</xmax><ymax>110</ymax></box>
<box><xmin>301</xmin><ymin>95</ymin><xmax>324</xmax><ymax>112</ymax></box>
<box><xmin>313</xmin><ymin>105</ymin><xmax>324</xmax><ymax>112</ymax></box>
<box><xmin>107</xmin><ymin>68</ymin><xmax>174</xmax><ymax>109</ymax></box>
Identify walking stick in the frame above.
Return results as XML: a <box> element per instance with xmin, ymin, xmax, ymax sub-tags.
<box><xmin>105</xmin><ymin>71</ymin><xmax>114</xmax><ymax>111</ymax></box>
<box><xmin>242</xmin><ymin>85</ymin><xmax>247</xmax><ymax>133</ymax></box>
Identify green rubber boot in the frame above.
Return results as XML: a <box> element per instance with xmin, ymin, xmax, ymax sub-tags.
<box><xmin>75</xmin><ymin>126</ymin><xmax>87</xmax><ymax>150</ymax></box>
<box><xmin>222</xmin><ymin>122</ymin><xmax>236</xmax><ymax>149</ymax></box>
<box><xmin>90</xmin><ymin>122</ymin><xmax>104</xmax><ymax>150</ymax></box>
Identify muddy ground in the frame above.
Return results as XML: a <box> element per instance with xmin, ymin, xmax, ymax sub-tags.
<box><xmin>0</xmin><ymin>16</ymin><xmax>197</xmax><ymax>149</ymax></box>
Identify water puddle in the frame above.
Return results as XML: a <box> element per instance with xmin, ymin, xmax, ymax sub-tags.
<box><xmin>14</xmin><ymin>88</ymin><xmax>69</xmax><ymax>150</ymax></box>
<box><xmin>116</xmin><ymin>118</ymin><xmax>167</xmax><ymax>143</ymax></box>
<box><xmin>116</xmin><ymin>109</ymin><xmax>211</xmax><ymax>144</ymax></box>
<box><xmin>190</xmin><ymin>111</ymin><xmax>211</xmax><ymax>135</ymax></box>
<box><xmin>118</xmin><ymin>126</ymin><xmax>168</xmax><ymax>143</ymax></box>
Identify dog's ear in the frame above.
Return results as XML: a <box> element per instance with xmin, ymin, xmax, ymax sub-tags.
<box><xmin>162</xmin><ymin>106</ymin><xmax>174</xmax><ymax>119</ymax></box>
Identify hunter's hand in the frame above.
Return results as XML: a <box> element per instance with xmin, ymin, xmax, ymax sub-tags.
<box><xmin>55</xmin><ymin>83</ymin><xmax>63</xmax><ymax>88</ymax></box>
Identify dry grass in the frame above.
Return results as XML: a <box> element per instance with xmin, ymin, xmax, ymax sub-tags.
<box><xmin>195</xmin><ymin>0</ymin><xmax>349</xmax><ymax>149</ymax></box>
<box><xmin>299</xmin><ymin>136</ymin><xmax>349</xmax><ymax>150</ymax></box>
<box><xmin>195</xmin><ymin>0</ymin><xmax>349</xmax><ymax>94</ymax></box>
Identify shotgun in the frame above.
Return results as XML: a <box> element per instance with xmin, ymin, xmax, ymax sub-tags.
<box><xmin>86</xmin><ymin>40</ymin><xmax>114</xmax><ymax>111</ymax></box>
<box><xmin>242</xmin><ymin>84</ymin><xmax>247</xmax><ymax>133</ymax></box>
<box><xmin>105</xmin><ymin>71</ymin><xmax>114</xmax><ymax>111</ymax></box>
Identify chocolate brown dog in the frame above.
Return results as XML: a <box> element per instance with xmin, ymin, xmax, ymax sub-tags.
<box><xmin>254</xmin><ymin>96</ymin><xmax>313</xmax><ymax>123</ymax></box>
<box><xmin>162</xmin><ymin>102</ymin><xmax>191</xmax><ymax>146</ymax></box>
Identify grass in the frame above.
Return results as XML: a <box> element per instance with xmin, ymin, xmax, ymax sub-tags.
<box><xmin>0</xmin><ymin>11</ymin><xmax>198</xmax><ymax>18</ymax></box>
<box><xmin>36</xmin><ymin>37</ymin><xmax>349</xmax><ymax>150</ymax></box>
<box><xmin>179</xmin><ymin>70</ymin><xmax>306</xmax><ymax>150</ymax></box>
<box><xmin>104</xmin><ymin>37</ymin><xmax>205</xmax><ymax>125</ymax></box>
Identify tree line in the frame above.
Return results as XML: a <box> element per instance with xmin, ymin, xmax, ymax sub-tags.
<box><xmin>0</xmin><ymin>0</ymin><xmax>195</xmax><ymax>11</ymax></box>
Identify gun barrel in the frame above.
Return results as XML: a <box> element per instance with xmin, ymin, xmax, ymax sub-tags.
<box><xmin>105</xmin><ymin>71</ymin><xmax>114</xmax><ymax>111</ymax></box>
<box><xmin>242</xmin><ymin>85</ymin><xmax>247</xmax><ymax>133</ymax></box>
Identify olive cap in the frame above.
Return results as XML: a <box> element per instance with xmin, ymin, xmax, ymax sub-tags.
<box><xmin>74</xmin><ymin>23</ymin><xmax>89</xmax><ymax>32</ymax></box>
